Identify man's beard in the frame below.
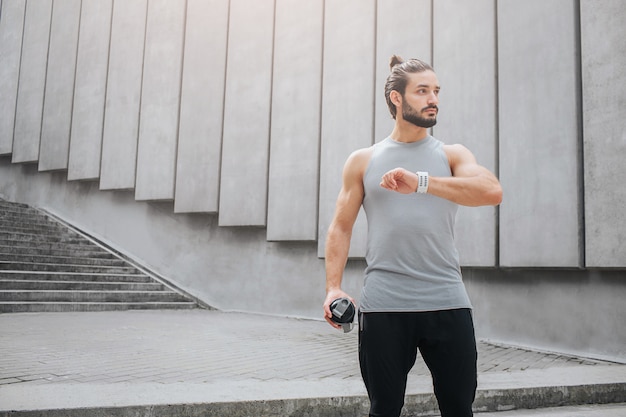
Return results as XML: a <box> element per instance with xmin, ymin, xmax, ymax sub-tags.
<box><xmin>402</xmin><ymin>100</ymin><xmax>438</xmax><ymax>128</ymax></box>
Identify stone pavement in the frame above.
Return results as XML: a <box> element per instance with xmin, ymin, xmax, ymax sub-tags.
<box><xmin>0</xmin><ymin>309</ymin><xmax>625</xmax><ymax>416</ymax></box>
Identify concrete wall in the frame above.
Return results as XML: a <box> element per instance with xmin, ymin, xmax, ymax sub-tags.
<box><xmin>433</xmin><ymin>0</ymin><xmax>498</xmax><ymax>266</ymax></box>
<box><xmin>0</xmin><ymin>0</ymin><xmax>625</xmax><ymax>360</ymax></box>
<box><xmin>67</xmin><ymin>0</ymin><xmax>112</xmax><ymax>181</ymax></box>
<box><xmin>0</xmin><ymin>0</ymin><xmax>25</xmax><ymax>155</ymax></box>
<box><xmin>464</xmin><ymin>268</ymin><xmax>626</xmax><ymax>362</ymax></box>
<box><xmin>317</xmin><ymin>0</ymin><xmax>375</xmax><ymax>257</ymax></box>
<box><xmin>135</xmin><ymin>0</ymin><xmax>185</xmax><ymax>201</ymax></box>
<box><xmin>267</xmin><ymin>0</ymin><xmax>323</xmax><ymax>241</ymax></box>
<box><xmin>174</xmin><ymin>0</ymin><xmax>228</xmax><ymax>213</ymax></box>
<box><xmin>580</xmin><ymin>0</ymin><xmax>626</xmax><ymax>267</ymax></box>
<box><xmin>99</xmin><ymin>0</ymin><xmax>147</xmax><ymax>191</ymax></box>
<box><xmin>11</xmin><ymin>0</ymin><xmax>51</xmax><ymax>163</ymax></box>
<box><xmin>38</xmin><ymin>0</ymin><xmax>80</xmax><ymax>172</ymax></box>
<box><xmin>498</xmin><ymin>0</ymin><xmax>582</xmax><ymax>267</ymax></box>
<box><xmin>218</xmin><ymin>0</ymin><xmax>274</xmax><ymax>226</ymax></box>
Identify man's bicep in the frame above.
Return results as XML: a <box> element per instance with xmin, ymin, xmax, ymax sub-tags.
<box><xmin>453</xmin><ymin>160</ymin><xmax>493</xmax><ymax>178</ymax></box>
<box><xmin>331</xmin><ymin>157</ymin><xmax>365</xmax><ymax>230</ymax></box>
<box><xmin>447</xmin><ymin>144</ymin><xmax>491</xmax><ymax>178</ymax></box>
<box><xmin>332</xmin><ymin>184</ymin><xmax>363</xmax><ymax>231</ymax></box>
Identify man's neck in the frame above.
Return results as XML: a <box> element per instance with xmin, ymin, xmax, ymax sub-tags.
<box><xmin>389</xmin><ymin>121</ymin><xmax>429</xmax><ymax>143</ymax></box>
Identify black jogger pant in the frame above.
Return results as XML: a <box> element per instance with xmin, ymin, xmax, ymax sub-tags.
<box><xmin>358</xmin><ymin>309</ymin><xmax>477</xmax><ymax>417</ymax></box>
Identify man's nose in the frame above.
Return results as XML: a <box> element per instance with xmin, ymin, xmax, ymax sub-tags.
<box><xmin>428</xmin><ymin>92</ymin><xmax>439</xmax><ymax>105</ymax></box>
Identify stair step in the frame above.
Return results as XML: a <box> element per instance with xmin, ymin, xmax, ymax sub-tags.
<box><xmin>0</xmin><ymin>301</ymin><xmax>198</xmax><ymax>313</ymax></box>
<box><xmin>0</xmin><ymin>252</ymin><xmax>130</xmax><ymax>267</ymax></box>
<box><xmin>0</xmin><ymin>279</ymin><xmax>164</xmax><ymax>291</ymax></box>
<box><xmin>0</xmin><ymin>230</ymin><xmax>91</xmax><ymax>244</ymax></box>
<box><xmin>0</xmin><ymin>219</ymin><xmax>69</xmax><ymax>234</ymax></box>
<box><xmin>0</xmin><ymin>290</ymin><xmax>189</xmax><ymax>303</ymax></box>
<box><xmin>0</xmin><ymin>271</ymin><xmax>154</xmax><ymax>283</ymax></box>
<box><xmin>0</xmin><ymin>198</ymin><xmax>30</xmax><ymax>207</ymax></box>
<box><xmin>0</xmin><ymin>261</ymin><xmax>143</xmax><ymax>274</ymax></box>
<box><xmin>0</xmin><ymin>213</ymin><xmax>56</xmax><ymax>226</ymax></box>
<box><xmin>0</xmin><ymin>244</ymin><xmax>115</xmax><ymax>258</ymax></box>
<box><xmin>0</xmin><ymin>201</ymin><xmax>37</xmax><ymax>213</ymax></box>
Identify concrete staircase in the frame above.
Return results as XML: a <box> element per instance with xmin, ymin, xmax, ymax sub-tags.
<box><xmin>0</xmin><ymin>198</ymin><xmax>199</xmax><ymax>313</ymax></box>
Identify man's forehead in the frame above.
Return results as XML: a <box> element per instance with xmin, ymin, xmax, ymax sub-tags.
<box><xmin>406</xmin><ymin>70</ymin><xmax>439</xmax><ymax>88</ymax></box>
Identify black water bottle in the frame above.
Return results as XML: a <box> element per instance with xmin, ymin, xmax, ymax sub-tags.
<box><xmin>329</xmin><ymin>298</ymin><xmax>356</xmax><ymax>333</ymax></box>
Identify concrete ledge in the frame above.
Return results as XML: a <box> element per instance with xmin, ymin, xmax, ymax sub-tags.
<box><xmin>2</xmin><ymin>366</ymin><xmax>626</xmax><ymax>417</ymax></box>
<box><xmin>473</xmin><ymin>383</ymin><xmax>626</xmax><ymax>414</ymax></box>
<box><xmin>2</xmin><ymin>382</ymin><xmax>625</xmax><ymax>417</ymax></box>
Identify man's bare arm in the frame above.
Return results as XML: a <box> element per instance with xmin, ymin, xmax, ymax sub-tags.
<box><xmin>323</xmin><ymin>148</ymin><xmax>370</xmax><ymax>328</ymax></box>
<box><xmin>429</xmin><ymin>144</ymin><xmax>502</xmax><ymax>206</ymax></box>
<box><xmin>379</xmin><ymin>144</ymin><xmax>502</xmax><ymax>207</ymax></box>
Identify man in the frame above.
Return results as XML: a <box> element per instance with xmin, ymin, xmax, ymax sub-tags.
<box><xmin>323</xmin><ymin>55</ymin><xmax>503</xmax><ymax>417</ymax></box>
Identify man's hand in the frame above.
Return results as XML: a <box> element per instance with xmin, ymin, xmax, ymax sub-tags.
<box><xmin>323</xmin><ymin>288</ymin><xmax>355</xmax><ymax>330</ymax></box>
<box><xmin>380</xmin><ymin>168</ymin><xmax>418</xmax><ymax>194</ymax></box>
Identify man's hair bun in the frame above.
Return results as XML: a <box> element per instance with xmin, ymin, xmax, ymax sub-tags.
<box><xmin>389</xmin><ymin>54</ymin><xmax>405</xmax><ymax>70</ymax></box>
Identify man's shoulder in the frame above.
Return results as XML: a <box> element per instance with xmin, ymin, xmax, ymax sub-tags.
<box><xmin>442</xmin><ymin>143</ymin><xmax>468</xmax><ymax>151</ymax></box>
<box><xmin>343</xmin><ymin>146</ymin><xmax>375</xmax><ymax>179</ymax></box>
<box><xmin>442</xmin><ymin>143</ymin><xmax>473</xmax><ymax>158</ymax></box>
<box><xmin>441</xmin><ymin>143</ymin><xmax>479</xmax><ymax>172</ymax></box>
<box><xmin>347</xmin><ymin>145</ymin><xmax>375</xmax><ymax>163</ymax></box>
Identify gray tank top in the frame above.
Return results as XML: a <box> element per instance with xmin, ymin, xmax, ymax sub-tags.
<box><xmin>359</xmin><ymin>136</ymin><xmax>472</xmax><ymax>312</ymax></box>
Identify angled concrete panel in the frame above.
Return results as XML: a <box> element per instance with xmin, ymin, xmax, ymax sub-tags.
<box><xmin>581</xmin><ymin>0</ymin><xmax>626</xmax><ymax>267</ymax></box>
<box><xmin>266</xmin><ymin>0</ymin><xmax>323</xmax><ymax>241</ymax></box>
<box><xmin>433</xmin><ymin>0</ymin><xmax>498</xmax><ymax>267</ymax></box>
<box><xmin>135</xmin><ymin>0</ymin><xmax>186</xmax><ymax>201</ymax></box>
<box><xmin>174</xmin><ymin>0</ymin><xmax>229</xmax><ymax>213</ymax></box>
<box><xmin>498</xmin><ymin>0</ymin><xmax>580</xmax><ymax>267</ymax></box>
<box><xmin>67</xmin><ymin>0</ymin><xmax>113</xmax><ymax>181</ymax></box>
<box><xmin>317</xmin><ymin>0</ymin><xmax>376</xmax><ymax>258</ymax></box>
<box><xmin>38</xmin><ymin>0</ymin><xmax>81</xmax><ymax>172</ymax></box>
<box><xmin>375</xmin><ymin>0</ymin><xmax>431</xmax><ymax>142</ymax></box>
<box><xmin>12</xmin><ymin>0</ymin><xmax>52</xmax><ymax>163</ymax></box>
<box><xmin>218</xmin><ymin>0</ymin><xmax>275</xmax><ymax>226</ymax></box>
<box><xmin>0</xmin><ymin>0</ymin><xmax>25</xmax><ymax>155</ymax></box>
<box><xmin>100</xmin><ymin>0</ymin><xmax>147</xmax><ymax>191</ymax></box>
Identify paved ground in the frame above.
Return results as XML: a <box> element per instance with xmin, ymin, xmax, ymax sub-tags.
<box><xmin>0</xmin><ymin>309</ymin><xmax>625</xmax><ymax>416</ymax></box>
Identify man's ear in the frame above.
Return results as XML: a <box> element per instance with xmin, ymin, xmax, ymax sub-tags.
<box><xmin>390</xmin><ymin>90</ymin><xmax>403</xmax><ymax>108</ymax></box>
